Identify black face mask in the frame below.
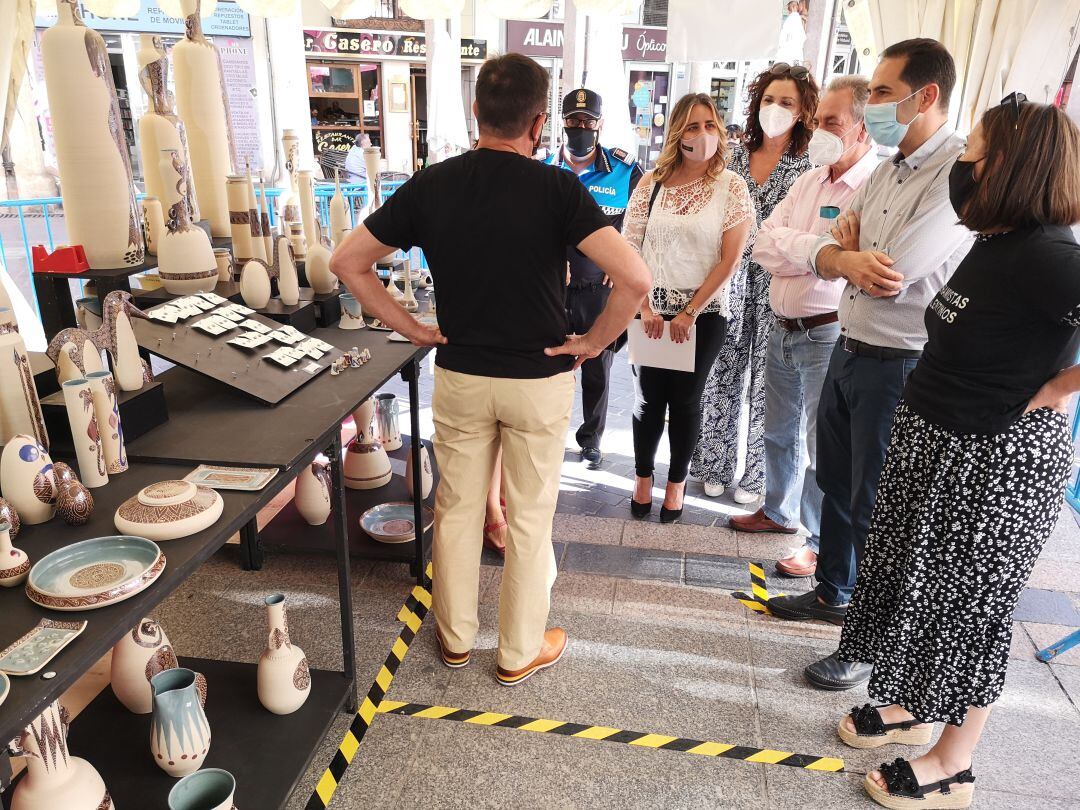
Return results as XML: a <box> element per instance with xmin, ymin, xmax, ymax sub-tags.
<box><xmin>531</xmin><ymin>114</ymin><xmax>546</xmax><ymax>156</ymax></box>
<box><xmin>948</xmin><ymin>159</ymin><xmax>979</xmax><ymax>218</ymax></box>
<box><xmin>564</xmin><ymin>127</ymin><xmax>598</xmax><ymax>158</ymax></box>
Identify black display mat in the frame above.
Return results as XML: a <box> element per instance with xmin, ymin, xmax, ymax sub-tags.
<box><xmin>132</xmin><ymin>280</ymin><xmax>243</xmax><ymax>309</ymax></box>
<box><xmin>47</xmin><ymin>657</ymin><xmax>352</xmax><ymax>810</ymax></box>
<box><xmin>132</xmin><ymin>303</ymin><xmax>341</xmax><ymax>406</ymax></box>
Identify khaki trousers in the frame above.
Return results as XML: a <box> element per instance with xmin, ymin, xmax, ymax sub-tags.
<box><xmin>431</xmin><ymin>366</ymin><xmax>574</xmax><ymax>671</ymax></box>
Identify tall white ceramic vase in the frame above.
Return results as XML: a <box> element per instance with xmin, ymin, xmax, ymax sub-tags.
<box><xmin>61</xmin><ymin>379</ymin><xmax>108</xmax><ymax>489</ymax></box>
<box><xmin>9</xmin><ymin>702</ymin><xmax>114</xmax><ymax>810</ymax></box>
<box><xmin>281</xmin><ymin>130</ymin><xmax>302</xmax><ymax>232</ymax></box>
<box><xmin>86</xmin><ymin>370</ymin><xmax>127</xmax><ymax>475</ymax></box>
<box><xmin>173</xmin><ymin>0</ymin><xmax>235</xmax><ymax>237</ymax></box>
<box><xmin>111</xmin><ymin>617</ymin><xmax>178</xmax><ymax>714</ymax></box>
<box><xmin>137</xmin><ymin>34</ymin><xmax>200</xmax><ymax>223</ymax></box>
<box><xmin>277</xmin><ymin>236</ymin><xmax>300</xmax><ymax>306</ymax></box>
<box><xmin>330</xmin><ymin>170</ymin><xmax>350</xmax><ymax>247</ymax></box>
<box><xmin>298</xmin><ymin>169</ymin><xmax>319</xmax><ymax>252</ymax></box>
<box><xmin>257</xmin><ymin>593</ymin><xmax>311</xmax><ymax>715</ymax></box>
<box><xmin>246</xmin><ymin>166</ymin><xmax>267</xmax><ymax>262</ymax></box>
<box><xmin>0</xmin><ymin>321</ymin><xmax>49</xmax><ymax>449</ymax></box>
<box><xmin>226</xmin><ymin>175</ymin><xmax>255</xmax><ymax>264</ymax></box>
<box><xmin>40</xmin><ymin>0</ymin><xmax>144</xmax><ymax>269</ymax></box>
<box><xmin>157</xmin><ymin>149</ymin><xmax>218</xmax><ymax>295</ymax></box>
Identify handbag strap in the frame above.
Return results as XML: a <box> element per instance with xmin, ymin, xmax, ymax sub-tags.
<box><xmin>647</xmin><ymin>178</ymin><xmax>663</xmax><ymax>218</ymax></box>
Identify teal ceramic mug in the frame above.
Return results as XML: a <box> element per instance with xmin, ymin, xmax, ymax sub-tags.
<box><xmin>168</xmin><ymin>767</ymin><xmax>236</xmax><ymax>810</ymax></box>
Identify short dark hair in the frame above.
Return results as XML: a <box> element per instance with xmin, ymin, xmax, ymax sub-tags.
<box><xmin>958</xmin><ymin>101</ymin><xmax>1080</xmax><ymax>232</ymax></box>
<box><xmin>475</xmin><ymin>53</ymin><xmax>549</xmax><ymax>139</ymax></box>
<box><xmin>880</xmin><ymin>38</ymin><xmax>956</xmax><ymax>111</ymax></box>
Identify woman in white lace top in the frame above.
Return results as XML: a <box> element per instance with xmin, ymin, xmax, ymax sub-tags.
<box><xmin>622</xmin><ymin>93</ymin><xmax>754</xmax><ymax>522</ymax></box>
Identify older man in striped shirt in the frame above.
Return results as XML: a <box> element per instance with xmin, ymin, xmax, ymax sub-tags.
<box><xmin>729</xmin><ymin>76</ymin><xmax>879</xmax><ymax>579</ymax></box>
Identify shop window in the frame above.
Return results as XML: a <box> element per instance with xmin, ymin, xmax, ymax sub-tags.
<box><xmin>642</xmin><ymin>0</ymin><xmax>667</xmax><ymax>26</ymax></box>
<box><xmin>308</xmin><ymin>61</ymin><xmax>384</xmax><ymax>172</ymax></box>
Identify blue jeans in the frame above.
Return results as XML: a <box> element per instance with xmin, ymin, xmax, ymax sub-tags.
<box><xmin>762</xmin><ymin>321</ymin><xmax>841</xmax><ymax>552</ymax></box>
<box><xmin>814</xmin><ymin>342</ymin><xmax>918</xmax><ymax>606</ymax></box>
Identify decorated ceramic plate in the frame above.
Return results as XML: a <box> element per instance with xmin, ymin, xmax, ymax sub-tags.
<box><xmin>360</xmin><ymin>502</ymin><xmax>435</xmax><ymax>544</ymax></box>
<box><xmin>26</xmin><ymin>535</ymin><xmax>166</xmax><ymax>611</ymax></box>
<box><xmin>0</xmin><ymin>672</ymin><xmax>9</xmax><ymax>709</ymax></box>
<box><xmin>0</xmin><ymin>618</ymin><xmax>87</xmax><ymax>676</ymax></box>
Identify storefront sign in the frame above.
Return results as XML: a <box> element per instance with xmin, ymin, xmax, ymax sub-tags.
<box><xmin>506</xmin><ymin>20</ymin><xmax>667</xmax><ymax>62</ymax></box>
<box><xmin>313</xmin><ymin>128</ymin><xmax>359</xmax><ymax>156</ymax></box>
<box><xmin>303</xmin><ymin>29</ymin><xmax>487</xmax><ymax>61</ymax></box>
<box><xmin>35</xmin><ymin>0</ymin><xmax>251</xmax><ymax>37</ymax></box>
<box><xmin>216</xmin><ymin>37</ymin><xmax>262</xmax><ymax>172</ymax></box>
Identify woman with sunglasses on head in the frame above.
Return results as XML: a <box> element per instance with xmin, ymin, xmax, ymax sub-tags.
<box><xmin>691</xmin><ymin>63</ymin><xmax>819</xmax><ymax>504</ymax></box>
<box><xmin>834</xmin><ymin>97</ymin><xmax>1080</xmax><ymax>809</ymax></box>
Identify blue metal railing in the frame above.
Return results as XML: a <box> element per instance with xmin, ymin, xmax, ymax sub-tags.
<box><xmin>1067</xmin><ymin>402</ymin><xmax>1080</xmax><ymax>515</ymax></box>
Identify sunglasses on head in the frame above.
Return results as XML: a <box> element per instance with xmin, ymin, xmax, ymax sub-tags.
<box><xmin>769</xmin><ymin>62</ymin><xmax>810</xmax><ymax>81</ymax></box>
<box><xmin>998</xmin><ymin>91</ymin><xmax>1028</xmax><ymax>126</ymax></box>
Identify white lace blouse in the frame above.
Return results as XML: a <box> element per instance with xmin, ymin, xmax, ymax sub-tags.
<box><xmin>622</xmin><ymin>169</ymin><xmax>754</xmax><ymax>316</ymax></box>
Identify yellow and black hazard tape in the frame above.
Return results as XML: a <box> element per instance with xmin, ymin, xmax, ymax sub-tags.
<box><xmin>732</xmin><ymin>561</ymin><xmax>785</xmax><ymax>614</ymax></box>
<box><xmin>305</xmin><ymin>573</ymin><xmax>432</xmax><ymax>810</ymax></box>
<box><xmin>376</xmin><ymin>700</ymin><xmax>844</xmax><ymax>772</ymax></box>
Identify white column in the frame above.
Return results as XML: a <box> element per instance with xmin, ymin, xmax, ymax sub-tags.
<box><xmin>687</xmin><ymin>60</ymin><xmax>713</xmax><ymax>94</ymax></box>
<box><xmin>562</xmin><ymin>0</ymin><xmax>586</xmax><ymax>95</ymax></box>
<box><xmin>804</xmin><ymin>0</ymin><xmax>837</xmax><ymax>84</ymax></box>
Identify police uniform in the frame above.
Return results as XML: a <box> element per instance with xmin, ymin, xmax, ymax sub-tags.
<box><xmin>545</xmin><ymin>92</ymin><xmax>643</xmax><ymax>454</ymax></box>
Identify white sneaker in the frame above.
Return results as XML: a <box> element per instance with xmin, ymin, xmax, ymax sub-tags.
<box><xmin>733</xmin><ymin>487</ymin><xmax>759</xmax><ymax>504</ymax></box>
<box><xmin>703</xmin><ymin>482</ymin><xmax>725</xmax><ymax>498</ymax></box>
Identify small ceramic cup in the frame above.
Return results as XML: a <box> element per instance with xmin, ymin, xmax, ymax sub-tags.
<box><xmin>168</xmin><ymin>768</ymin><xmax>236</xmax><ymax>810</ymax></box>
<box><xmin>339</xmin><ymin>292</ymin><xmax>365</xmax><ymax>330</ymax></box>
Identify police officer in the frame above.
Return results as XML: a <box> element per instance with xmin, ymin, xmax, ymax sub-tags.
<box><xmin>546</xmin><ymin>87</ymin><xmax>643</xmax><ymax>469</ymax></box>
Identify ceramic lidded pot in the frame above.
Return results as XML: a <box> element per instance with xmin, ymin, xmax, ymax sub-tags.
<box><xmin>169</xmin><ymin>768</ymin><xmax>237</xmax><ymax>810</ymax></box>
<box><xmin>9</xmin><ymin>700</ymin><xmax>114</xmax><ymax>810</ymax></box>
<box><xmin>0</xmin><ymin>435</ymin><xmax>56</xmax><ymax>525</ymax></box>
<box><xmin>114</xmin><ymin>480</ymin><xmax>224</xmax><ymax>541</ymax></box>
<box><xmin>257</xmin><ymin>593</ymin><xmax>311</xmax><ymax>715</ymax></box>
<box><xmin>295</xmin><ymin>461</ymin><xmax>331</xmax><ymax>526</ymax></box>
<box><xmin>0</xmin><ymin>518</ymin><xmax>29</xmax><ymax>588</ymax></box>
<box><xmin>151</xmin><ymin>667</ymin><xmax>210</xmax><ymax>777</ymax></box>
<box><xmin>112</xmin><ymin>617</ymin><xmax>178</xmax><ymax>714</ymax></box>
<box><xmin>344</xmin><ymin>399</ymin><xmax>391</xmax><ymax>490</ymax></box>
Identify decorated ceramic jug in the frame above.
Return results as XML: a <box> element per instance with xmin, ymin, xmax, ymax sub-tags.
<box><xmin>257</xmin><ymin>593</ymin><xmax>311</xmax><ymax>715</ymax></box>
<box><xmin>295</xmin><ymin>461</ymin><xmax>332</xmax><ymax>526</ymax></box>
<box><xmin>169</xmin><ymin>768</ymin><xmax>237</xmax><ymax>810</ymax></box>
<box><xmin>157</xmin><ymin>149</ymin><xmax>218</xmax><ymax>295</ymax></box>
<box><xmin>151</xmin><ymin>667</ymin><xmax>211</xmax><ymax>777</ymax></box>
<box><xmin>9</xmin><ymin>701</ymin><xmax>114</xmax><ymax>810</ymax></box>
<box><xmin>375</xmin><ymin>393</ymin><xmax>402</xmax><ymax>451</ymax></box>
<box><xmin>0</xmin><ymin>518</ymin><xmax>29</xmax><ymax>587</ymax></box>
<box><xmin>0</xmin><ymin>320</ymin><xmax>49</xmax><ymax>449</ymax></box>
<box><xmin>344</xmin><ymin>399</ymin><xmax>391</xmax><ymax>490</ymax></box>
<box><xmin>112</xmin><ymin>617</ymin><xmax>179</xmax><ymax>714</ymax></box>
<box><xmin>0</xmin><ymin>435</ymin><xmax>56</xmax><ymax>525</ymax></box>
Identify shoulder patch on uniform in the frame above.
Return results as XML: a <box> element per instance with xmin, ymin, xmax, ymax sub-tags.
<box><xmin>610</xmin><ymin>147</ymin><xmax>635</xmax><ymax>166</ymax></box>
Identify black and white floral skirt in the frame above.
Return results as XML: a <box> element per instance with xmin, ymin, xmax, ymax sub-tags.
<box><xmin>838</xmin><ymin>402</ymin><xmax>1072</xmax><ymax>725</ymax></box>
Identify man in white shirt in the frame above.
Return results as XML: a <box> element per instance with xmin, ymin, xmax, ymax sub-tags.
<box><xmin>730</xmin><ymin>77</ymin><xmax>879</xmax><ymax>581</ymax></box>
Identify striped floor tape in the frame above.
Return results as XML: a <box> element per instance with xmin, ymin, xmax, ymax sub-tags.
<box><xmin>732</xmin><ymin>561</ymin><xmax>785</xmax><ymax>614</ymax></box>
<box><xmin>377</xmin><ymin>700</ymin><xmax>844</xmax><ymax>772</ymax></box>
<box><xmin>304</xmin><ymin>572</ymin><xmax>432</xmax><ymax>810</ymax></box>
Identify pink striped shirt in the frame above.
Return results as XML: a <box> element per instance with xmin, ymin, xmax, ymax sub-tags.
<box><xmin>752</xmin><ymin>148</ymin><xmax>879</xmax><ymax>318</ymax></box>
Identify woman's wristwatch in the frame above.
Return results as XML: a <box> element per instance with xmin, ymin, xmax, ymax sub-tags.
<box><xmin>682</xmin><ymin>303</ymin><xmax>699</xmax><ymax>319</ymax></box>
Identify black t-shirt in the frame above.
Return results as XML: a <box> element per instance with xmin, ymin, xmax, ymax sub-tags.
<box><xmin>364</xmin><ymin>148</ymin><xmax>611</xmax><ymax>378</ymax></box>
<box><xmin>904</xmin><ymin>224</ymin><xmax>1080</xmax><ymax>435</ymax></box>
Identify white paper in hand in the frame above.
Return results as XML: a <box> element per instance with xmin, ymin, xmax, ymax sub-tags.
<box><xmin>627</xmin><ymin>320</ymin><xmax>696</xmax><ymax>372</ymax></box>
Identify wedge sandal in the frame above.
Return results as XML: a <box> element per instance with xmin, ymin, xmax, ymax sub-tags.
<box><xmin>865</xmin><ymin>757</ymin><xmax>975</xmax><ymax>809</ymax></box>
<box><xmin>838</xmin><ymin>704</ymin><xmax>935</xmax><ymax>749</ymax></box>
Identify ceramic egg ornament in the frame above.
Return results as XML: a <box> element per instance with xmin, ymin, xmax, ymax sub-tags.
<box><xmin>0</xmin><ymin>435</ymin><xmax>57</xmax><ymax>525</ymax></box>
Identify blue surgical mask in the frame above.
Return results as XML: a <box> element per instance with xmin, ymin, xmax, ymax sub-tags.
<box><xmin>863</xmin><ymin>87</ymin><xmax>925</xmax><ymax>148</ymax></box>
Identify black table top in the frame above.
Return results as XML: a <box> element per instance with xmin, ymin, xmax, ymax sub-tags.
<box><xmin>125</xmin><ymin>325</ymin><xmax>429</xmax><ymax>471</ymax></box>
<box><xmin>33</xmin><ymin>233</ymin><xmax>232</xmax><ymax>282</ymax></box>
<box><xmin>0</xmin><ymin>459</ymin><xmax>282</xmax><ymax>745</ymax></box>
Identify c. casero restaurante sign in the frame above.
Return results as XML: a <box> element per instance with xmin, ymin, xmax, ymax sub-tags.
<box><xmin>304</xmin><ymin>29</ymin><xmax>487</xmax><ymax>60</ymax></box>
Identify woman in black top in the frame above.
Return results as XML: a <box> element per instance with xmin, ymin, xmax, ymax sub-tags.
<box><xmin>834</xmin><ymin>98</ymin><xmax>1080</xmax><ymax>809</ymax></box>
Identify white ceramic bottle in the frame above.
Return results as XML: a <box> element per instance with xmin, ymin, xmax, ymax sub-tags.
<box><xmin>156</xmin><ymin>149</ymin><xmax>218</xmax><ymax>295</ymax></box>
<box><xmin>40</xmin><ymin>0</ymin><xmax>144</xmax><ymax>270</ymax></box>
<box><xmin>257</xmin><ymin>593</ymin><xmax>311</xmax><ymax>715</ymax></box>
<box><xmin>172</xmin><ymin>0</ymin><xmax>235</xmax><ymax>237</ymax></box>
<box><xmin>298</xmin><ymin>169</ymin><xmax>319</xmax><ymax>250</ymax></box>
<box><xmin>295</xmin><ymin>460</ymin><xmax>331</xmax><ymax>526</ymax></box>
<box><xmin>277</xmin><ymin>236</ymin><xmax>301</xmax><ymax>306</ymax></box>
<box><xmin>111</xmin><ymin>617</ymin><xmax>178</xmax><ymax>714</ymax></box>
<box><xmin>246</xmin><ymin>166</ymin><xmax>267</xmax><ymax>262</ymax></box>
<box><xmin>330</xmin><ymin>170</ymin><xmax>350</xmax><ymax>247</ymax></box>
<box><xmin>280</xmin><ymin>129</ymin><xmax>302</xmax><ymax>232</ymax></box>
<box><xmin>405</xmin><ymin>440</ymin><xmax>433</xmax><ymax>500</ymax></box>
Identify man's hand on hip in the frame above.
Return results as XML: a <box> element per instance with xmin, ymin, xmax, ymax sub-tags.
<box><xmin>545</xmin><ymin>333</ymin><xmax>601</xmax><ymax>370</ymax></box>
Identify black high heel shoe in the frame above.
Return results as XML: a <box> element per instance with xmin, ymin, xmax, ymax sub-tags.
<box><xmin>630</xmin><ymin>475</ymin><xmax>653</xmax><ymax>518</ymax></box>
<box><xmin>660</xmin><ymin>482</ymin><xmax>685</xmax><ymax>524</ymax></box>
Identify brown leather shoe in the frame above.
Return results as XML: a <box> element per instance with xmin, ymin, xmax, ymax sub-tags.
<box><xmin>435</xmin><ymin>627</ymin><xmax>471</xmax><ymax>669</ymax></box>
<box><xmin>728</xmin><ymin>508</ymin><xmax>798</xmax><ymax>534</ymax></box>
<box><xmin>496</xmin><ymin>628</ymin><xmax>568</xmax><ymax>687</ymax></box>
<box><xmin>776</xmin><ymin>545</ymin><xmax>818</xmax><ymax>577</ymax></box>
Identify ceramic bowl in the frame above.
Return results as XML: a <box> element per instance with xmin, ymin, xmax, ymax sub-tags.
<box><xmin>359</xmin><ymin>502</ymin><xmax>434</xmax><ymax>544</ymax></box>
<box><xmin>114</xmin><ymin>480</ymin><xmax>224</xmax><ymax>541</ymax></box>
<box><xmin>26</xmin><ymin>535</ymin><xmax>166</xmax><ymax>611</ymax></box>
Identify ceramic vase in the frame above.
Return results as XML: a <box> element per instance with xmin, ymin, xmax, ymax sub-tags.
<box><xmin>169</xmin><ymin>768</ymin><xmax>236</xmax><ymax>810</ymax></box>
<box><xmin>338</xmin><ymin>292</ymin><xmax>365</xmax><ymax>330</ymax></box>
<box><xmin>239</xmin><ymin>260</ymin><xmax>272</xmax><ymax>310</ymax></box>
<box><xmin>0</xmin><ymin>517</ymin><xmax>29</xmax><ymax>587</ymax></box>
<box><xmin>151</xmin><ymin>667</ymin><xmax>211</xmax><ymax>777</ymax></box>
<box><xmin>214</xmin><ymin>249</ymin><xmax>233</xmax><ymax>282</ymax></box>
<box><xmin>406</xmin><ymin>440</ymin><xmax>433</xmax><ymax>500</ymax></box>
<box><xmin>329</xmin><ymin>170</ymin><xmax>350</xmax><ymax>248</ymax></box>
<box><xmin>298</xmin><ymin>169</ymin><xmax>319</xmax><ymax>250</ymax></box>
<box><xmin>226</xmin><ymin>175</ymin><xmax>255</xmax><ymax>264</ymax></box>
<box><xmin>173</xmin><ymin>0</ymin><xmax>235</xmax><ymax>237</ymax></box>
<box><xmin>257</xmin><ymin>593</ymin><xmax>311</xmax><ymax>715</ymax></box>
<box><xmin>295</xmin><ymin>461</ymin><xmax>331</xmax><ymax>526</ymax></box>
<box><xmin>142</xmin><ymin>196</ymin><xmax>164</xmax><ymax>256</ymax></box>
<box><xmin>306</xmin><ymin>243</ymin><xmax>337</xmax><ymax>294</ymax></box>
<box><xmin>277</xmin><ymin>236</ymin><xmax>300</xmax><ymax>306</ymax></box>
<box><xmin>0</xmin><ymin>435</ymin><xmax>56</xmax><ymax>525</ymax></box>
<box><xmin>40</xmin><ymin>0</ymin><xmax>143</xmax><ymax>270</ymax></box>
<box><xmin>344</xmin><ymin>399</ymin><xmax>391</xmax><ymax>490</ymax></box>
<box><xmin>375</xmin><ymin>393</ymin><xmax>402</xmax><ymax>451</ymax></box>
<box><xmin>363</xmin><ymin>147</ymin><xmax>398</xmax><ymax>263</ymax></box>
<box><xmin>401</xmin><ymin>268</ymin><xmax>418</xmax><ymax>312</ymax></box>
<box><xmin>138</xmin><ymin>34</ymin><xmax>201</xmax><ymax>224</ymax></box>
<box><xmin>112</xmin><ymin>617</ymin><xmax>178</xmax><ymax>714</ymax></box>
<box><xmin>281</xmin><ymin>129</ymin><xmax>302</xmax><ymax>228</ymax></box>
<box><xmin>245</xmin><ymin>167</ymin><xmax>266</xmax><ymax>262</ymax></box>
<box><xmin>55</xmin><ymin>478</ymin><xmax>94</xmax><ymax>526</ymax></box>
<box><xmin>157</xmin><ymin>149</ymin><xmax>218</xmax><ymax>295</ymax></box>
<box><xmin>287</xmin><ymin>222</ymin><xmax>307</xmax><ymax>263</ymax></box>
<box><xmin>62</xmin><ymin>379</ymin><xmax>108</xmax><ymax>489</ymax></box>
<box><xmin>9</xmin><ymin>701</ymin><xmax>114</xmax><ymax>810</ymax></box>
<box><xmin>257</xmin><ymin>177</ymin><xmax>274</xmax><ymax>261</ymax></box>
<box><xmin>0</xmin><ymin>496</ymin><xmax>20</xmax><ymax>539</ymax></box>
<box><xmin>0</xmin><ymin>322</ymin><xmax>49</xmax><ymax>449</ymax></box>
<box><xmin>86</xmin><ymin>370</ymin><xmax>127</xmax><ymax>475</ymax></box>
